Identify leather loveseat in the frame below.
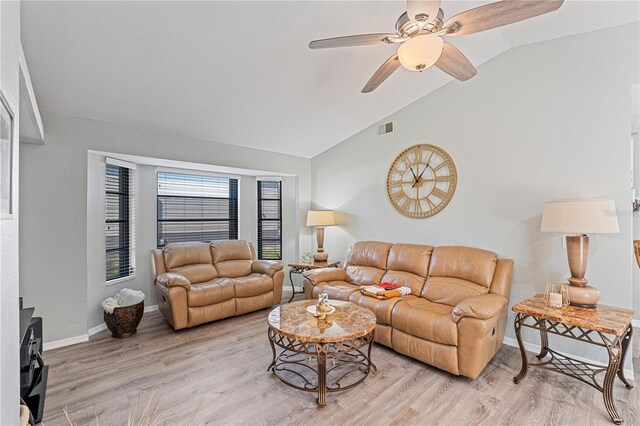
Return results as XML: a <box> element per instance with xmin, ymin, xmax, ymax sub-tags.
<box><xmin>151</xmin><ymin>240</ymin><xmax>284</xmax><ymax>330</ymax></box>
<box><xmin>303</xmin><ymin>241</ymin><xmax>513</xmax><ymax>379</ymax></box>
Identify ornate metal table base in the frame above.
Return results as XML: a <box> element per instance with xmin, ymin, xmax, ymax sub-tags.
<box><xmin>268</xmin><ymin>327</ymin><xmax>376</xmax><ymax>406</ymax></box>
<box><xmin>513</xmin><ymin>313</ymin><xmax>633</xmax><ymax>424</ymax></box>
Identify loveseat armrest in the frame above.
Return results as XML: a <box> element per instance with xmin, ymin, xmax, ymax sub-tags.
<box><xmin>252</xmin><ymin>260</ymin><xmax>283</xmax><ymax>277</ymax></box>
<box><xmin>303</xmin><ymin>268</ymin><xmax>347</xmax><ymax>286</ymax></box>
<box><xmin>451</xmin><ymin>294</ymin><xmax>507</xmax><ymax>323</ymax></box>
<box><xmin>156</xmin><ymin>272</ymin><xmax>191</xmax><ymax>291</ymax></box>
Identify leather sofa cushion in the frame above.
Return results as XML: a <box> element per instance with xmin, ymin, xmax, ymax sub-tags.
<box><xmin>164</xmin><ymin>243</ymin><xmax>218</xmax><ymax>283</ymax></box>
<box><xmin>216</xmin><ymin>260</ymin><xmax>253</xmax><ymax>278</ymax></box>
<box><xmin>380</xmin><ymin>270</ymin><xmax>426</xmax><ymax>296</ymax></box>
<box><xmin>311</xmin><ymin>281</ymin><xmax>360</xmax><ymax>301</ymax></box>
<box><xmin>187</xmin><ymin>278</ymin><xmax>235</xmax><ymax>307</ymax></box>
<box><xmin>169</xmin><ymin>264</ymin><xmax>218</xmax><ymax>284</ymax></box>
<box><xmin>387</xmin><ymin>243</ymin><xmax>433</xmax><ymax>277</ymax></box>
<box><xmin>345</xmin><ymin>241</ymin><xmax>392</xmax><ymax>270</ymax></box>
<box><xmin>164</xmin><ymin>242</ymin><xmax>214</xmax><ymax>269</ymax></box>
<box><xmin>348</xmin><ymin>292</ymin><xmax>411</xmax><ymax>326</ymax></box>
<box><xmin>346</xmin><ymin>266</ymin><xmax>386</xmax><ymax>286</ymax></box>
<box><xmin>210</xmin><ymin>240</ymin><xmax>254</xmax><ymax>278</ymax></box>
<box><xmin>421</xmin><ymin>276</ymin><xmax>489</xmax><ymax>307</ymax></box>
<box><xmin>232</xmin><ymin>273</ymin><xmax>273</xmax><ymax>298</ymax></box>
<box><xmin>210</xmin><ymin>240</ymin><xmax>254</xmax><ymax>263</ymax></box>
<box><xmin>392</xmin><ymin>298</ymin><xmax>458</xmax><ymax>346</ymax></box>
<box><xmin>429</xmin><ymin>246</ymin><xmax>497</xmax><ymax>288</ymax></box>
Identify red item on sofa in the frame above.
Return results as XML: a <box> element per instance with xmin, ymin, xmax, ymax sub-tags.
<box><xmin>376</xmin><ymin>282</ymin><xmax>401</xmax><ymax>289</ymax></box>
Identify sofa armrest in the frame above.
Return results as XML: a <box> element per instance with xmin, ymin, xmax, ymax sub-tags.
<box><xmin>252</xmin><ymin>260</ymin><xmax>283</xmax><ymax>277</ymax></box>
<box><xmin>303</xmin><ymin>268</ymin><xmax>347</xmax><ymax>286</ymax></box>
<box><xmin>156</xmin><ymin>272</ymin><xmax>191</xmax><ymax>291</ymax></box>
<box><xmin>451</xmin><ymin>294</ymin><xmax>507</xmax><ymax>323</ymax></box>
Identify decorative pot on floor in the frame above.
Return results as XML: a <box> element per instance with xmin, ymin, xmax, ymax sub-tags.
<box><xmin>104</xmin><ymin>301</ymin><xmax>144</xmax><ymax>338</ymax></box>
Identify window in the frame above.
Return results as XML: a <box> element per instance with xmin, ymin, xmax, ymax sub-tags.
<box><xmin>257</xmin><ymin>180</ymin><xmax>282</xmax><ymax>260</ymax></box>
<box><xmin>105</xmin><ymin>162</ymin><xmax>135</xmax><ymax>282</ymax></box>
<box><xmin>157</xmin><ymin>172</ymin><xmax>238</xmax><ymax>247</ymax></box>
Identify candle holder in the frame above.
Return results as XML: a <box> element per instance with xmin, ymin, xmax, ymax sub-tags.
<box><xmin>544</xmin><ymin>282</ymin><xmax>570</xmax><ymax>308</ymax></box>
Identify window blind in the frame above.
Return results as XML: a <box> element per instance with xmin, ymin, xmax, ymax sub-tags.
<box><xmin>105</xmin><ymin>163</ymin><xmax>136</xmax><ymax>281</ymax></box>
<box><xmin>157</xmin><ymin>172</ymin><xmax>238</xmax><ymax>247</ymax></box>
<box><xmin>257</xmin><ymin>180</ymin><xmax>282</xmax><ymax>260</ymax></box>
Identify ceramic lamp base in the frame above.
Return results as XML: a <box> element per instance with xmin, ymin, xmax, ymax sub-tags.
<box><xmin>568</xmin><ymin>284</ymin><xmax>600</xmax><ymax>308</ymax></box>
<box><xmin>313</xmin><ymin>251</ymin><xmax>329</xmax><ymax>262</ymax></box>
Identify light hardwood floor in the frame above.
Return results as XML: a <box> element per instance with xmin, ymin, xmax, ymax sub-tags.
<box><xmin>43</xmin><ymin>293</ymin><xmax>639</xmax><ymax>425</ymax></box>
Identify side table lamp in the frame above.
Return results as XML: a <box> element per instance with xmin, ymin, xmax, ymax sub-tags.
<box><xmin>306</xmin><ymin>210</ymin><xmax>336</xmax><ymax>262</ymax></box>
<box><xmin>540</xmin><ymin>199</ymin><xmax>620</xmax><ymax>308</ymax></box>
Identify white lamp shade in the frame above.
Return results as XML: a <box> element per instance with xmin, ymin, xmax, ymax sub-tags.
<box><xmin>540</xmin><ymin>200</ymin><xmax>620</xmax><ymax>234</ymax></box>
<box><xmin>398</xmin><ymin>34</ymin><xmax>443</xmax><ymax>72</ymax></box>
<box><xmin>306</xmin><ymin>210</ymin><xmax>335</xmax><ymax>227</ymax></box>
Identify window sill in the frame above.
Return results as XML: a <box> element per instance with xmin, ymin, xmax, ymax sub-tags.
<box><xmin>106</xmin><ymin>275</ymin><xmax>136</xmax><ymax>287</ymax></box>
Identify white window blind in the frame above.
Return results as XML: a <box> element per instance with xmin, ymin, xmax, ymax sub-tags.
<box><xmin>257</xmin><ymin>180</ymin><xmax>282</xmax><ymax>260</ymax></box>
<box><xmin>157</xmin><ymin>172</ymin><xmax>239</xmax><ymax>247</ymax></box>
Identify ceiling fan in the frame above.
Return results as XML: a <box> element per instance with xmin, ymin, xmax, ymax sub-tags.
<box><xmin>309</xmin><ymin>0</ymin><xmax>564</xmax><ymax>93</ymax></box>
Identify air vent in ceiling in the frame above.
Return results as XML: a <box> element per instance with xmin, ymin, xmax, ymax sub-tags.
<box><xmin>378</xmin><ymin>121</ymin><xmax>394</xmax><ymax>136</ymax></box>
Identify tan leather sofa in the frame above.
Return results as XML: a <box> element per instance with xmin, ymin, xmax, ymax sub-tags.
<box><xmin>151</xmin><ymin>240</ymin><xmax>284</xmax><ymax>330</ymax></box>
<box><xmin>303</xmin><ymin>241</ymin><xmax>513</xmax><ymax>380</ymax></box>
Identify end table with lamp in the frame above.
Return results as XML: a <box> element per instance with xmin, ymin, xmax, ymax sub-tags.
<box><xmin>512</xmin><ymin>295</ymin><xmax>634</xmax><ymax>424</ymax></box>
<box><xmin>287</xmin><ymin>260</ymin><xmax>340</xmax><ymax>302</ymax></box>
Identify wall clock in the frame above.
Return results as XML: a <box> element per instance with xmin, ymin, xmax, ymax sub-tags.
<box><xmin>386</xmin><ymin>144</ymin><xmax>457</xmax><ymax>219</ymax></box>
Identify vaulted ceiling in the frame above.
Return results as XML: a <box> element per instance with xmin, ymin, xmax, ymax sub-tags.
<box><xmin>21</xmin><ymin>1</ymin><xmax>640</xmax><ymax>158</ymax></box>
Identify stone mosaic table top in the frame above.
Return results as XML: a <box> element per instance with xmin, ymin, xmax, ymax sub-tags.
<box><xmin>268</xmin><ymin>300</ymin><xmax>376</xmax><ymax>343</ymax></box>
<box><xmin>288</xmin><ymin>261</ymin><xmax>340</xmax><ymax>270</ymax></box>
<box><xmin>512</xmin><ymin>294</ymin><xmax>634</xmax><ymax>336</ymax></box>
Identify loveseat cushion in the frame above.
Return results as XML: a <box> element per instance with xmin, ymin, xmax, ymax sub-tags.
<box><xmin>232</xmin><ymin>273</ymin><xmax>273</xmax><ymax>298</ymax></box>
<box><xmin>187</xmin><ymin>278</ymin><xmax>235</xmax><ymax>307</ymax></box>
<box><xmin>348</xmin><ymin>292</ymin><xmax>411</xmax><ymax>326</ymax></box>
<box><xmin>380</xmin><ymin>243</ymin><xmax>433</xmax><ymax>295</ymax></box>
<box><xmin>391</xmin><ymin>298</ymin><xmax>458</xmax><ymax>346</ymax></box>
<box><xmin>163</xmin><ymin>242</ymin><xmax>218</xmax><ymax>283</ymax></box>
<box><xmin>344</xmin><ymin>241</ymin><xmax>392</xmax><ymax>285</ymax></box>
<box><xmin>210</xmin><ymin>240</ymin><xmax>254</xmax><ymax>278</ymax></box>
<box><xmin>311</xmin><ymin>281</ymin><xmax>360</xmax><ymax>301</ymax></box>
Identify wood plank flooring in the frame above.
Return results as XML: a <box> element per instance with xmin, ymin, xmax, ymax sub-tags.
<box><xmin>43</xmin><ymin>292</ymin><xmax>639</xmax><ymax>425</ymax></box>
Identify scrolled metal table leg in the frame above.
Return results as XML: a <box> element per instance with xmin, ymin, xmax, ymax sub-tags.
<box><xmin>617</xmin><ymin>325</ymin><xmax>633</xmax><ymax>390</ymax></box>
<box><xmin>513</xmin><ymin>313</ymin><xmax>529</xmax><ymax>384</ymax></box>
<box><xmin>288</xmin><ymin>269</ymin><xmax>296</xmax><ymax>303</ymax></box>
<box><xmin>601</xmin><ymin>333</ymin><xmax>623</xmax><ymax>424</ymax></box>
<box><xmin>537</xmin><ymin>319</ymin><xmax>549</xmax><ymax>360</ymax></box>
<box><xmin>367</xmin><ymin>332</ymin><xmax>377</xmax><ymax>372</ymax></box>
<box><xmin>267</xmin><ymin>328</ymin><xmax>276</xmax><ymax>372</ymax></box>
<box><xmin>316</xmin><ymin>343</ymin><xmax>328</xmax><ymax>406</ymax></box>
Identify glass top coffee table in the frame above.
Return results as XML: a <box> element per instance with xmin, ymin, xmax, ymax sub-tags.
<box><xmin>267</xmin><ymin>299</ymin><xmax>376</xmax><ymax>406</ymax></box>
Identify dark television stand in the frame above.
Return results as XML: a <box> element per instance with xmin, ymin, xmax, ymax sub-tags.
<box><xmin>20</xmin><ymin>299</ymin><xmax>48</xmax><ymax>423</ymax></box>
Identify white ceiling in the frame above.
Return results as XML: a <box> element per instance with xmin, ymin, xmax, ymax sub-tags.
<box><xmin>21</xmin><ymin>1</ymin><xmax>640</xmax><ymax>158</ymax></box>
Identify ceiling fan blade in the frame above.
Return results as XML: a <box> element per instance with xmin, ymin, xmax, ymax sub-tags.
<box><xmin>406</xmin><ymin>0</ymin><xmax>441</xmax><ymax>22</ymax></box>
<box><xmin>362</xmin><ymin>54</ymin><xmax>401</xmax><ymax>93</ymax></box>
<box><xmin>435</xmin><ymin>43</ymin><xmax>477</xmax><ymax>81</ymax></box>
<box><xmin>443</xmin><ymin>0</ymin><xmax>564</xmax><ymax>37</ymax></box>
<box><xmin>309</xmin><ymin>33</ymin><xmax>397</xmax><ymax>49</ymax></box>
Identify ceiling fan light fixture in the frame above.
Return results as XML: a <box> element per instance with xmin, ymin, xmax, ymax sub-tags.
<box><xmin>397</xmin><ymin>34</ymin><xmax>443</xmax><ymax>72</ymax></box>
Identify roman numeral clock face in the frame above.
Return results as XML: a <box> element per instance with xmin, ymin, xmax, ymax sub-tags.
<box><xmin>386</xmin><ymin>144</ymin><xmax>457</xmax><ymax>219</ymax></box>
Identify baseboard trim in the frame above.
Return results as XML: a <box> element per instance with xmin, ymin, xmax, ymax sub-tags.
<box><xmin>503</xmin><ymin>337</ymin><xmax>634</xmax><ymax>381</ymax></box>
<box><xmin>144</xmin><ymin>304</ymin><xmax>159</xmax><ymax>313</ymax></box>
<box><xmin>45</xmin><ymin>305</ymin><xmax>159</xmax><ymax>350</ymax></box>
<box><xmin>88</xmin><ymin>322</ymin><xmax>108</xmax><ymax>336</ymax></box>
<box><xmin>43</xmin><ymin>334</ymin><xmax>89</xmax><ymax>351</ymax></box>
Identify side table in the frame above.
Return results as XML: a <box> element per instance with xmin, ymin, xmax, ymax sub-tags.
<box><xmin>287</xmin><ymin>261</ymin><xmax>340</xmax><ymax>303</ymax></box>
<box><xmin>512</xmin><ymin>294</ymin><xmax>634</xmax><ymax>424</ymax></box>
